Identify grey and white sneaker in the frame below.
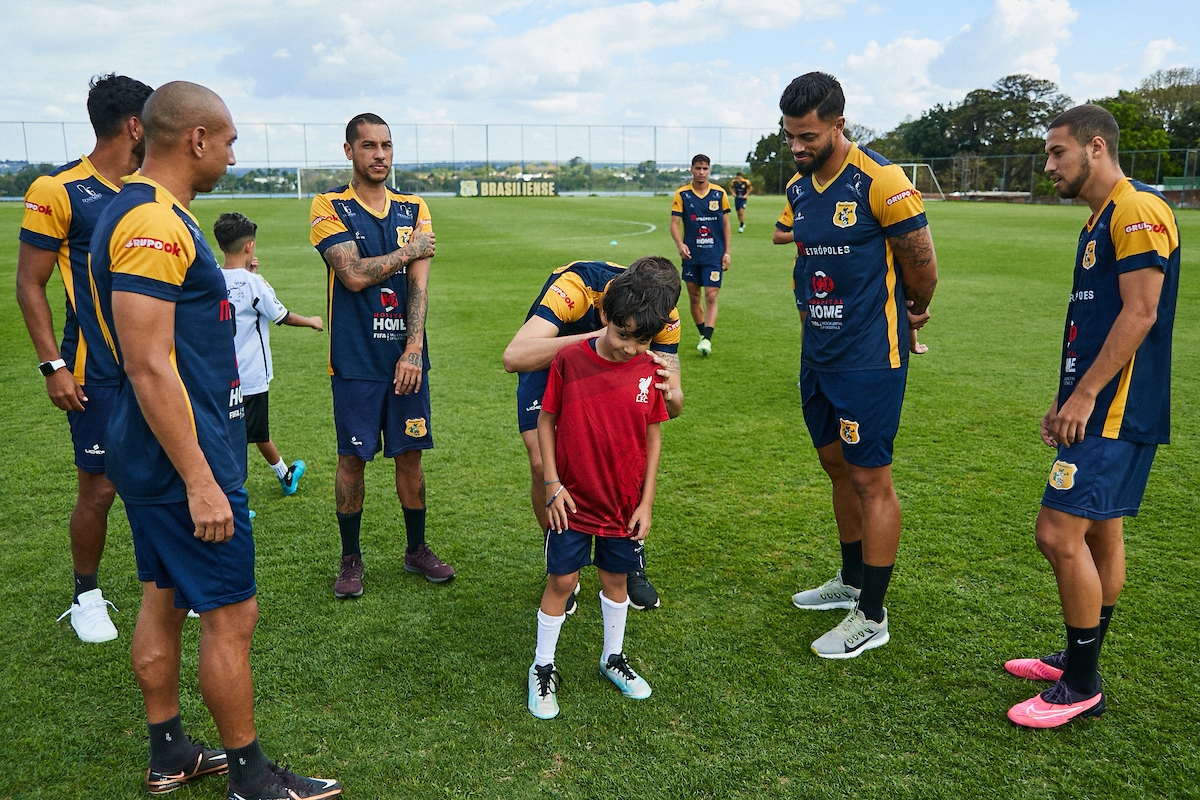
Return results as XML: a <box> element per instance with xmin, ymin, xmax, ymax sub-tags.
<box><xmin>600</xmin><ymin>653</ymin><xmax>652</xmax><ymax>699</ymax></box>
<box><xmin>811</xmin><ymin>607</ymin><xmax>889</xmax><ymax>659</ymax></box>
<box><xmin>791</xmin><ymin>570</ymin><xmax>861</xmax><ymax>611</ymax></box>
<box><xmin>527</xmin><ymin>663</ymin><xmax>561</xmax><ymax>719</ymax></box>
<box><xmin>57</xmin><ymin>588</ymin><xmax>118</xmax><ymax>643</ymax></box>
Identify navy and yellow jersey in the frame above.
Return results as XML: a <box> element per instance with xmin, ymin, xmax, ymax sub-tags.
<box><xmin>1058</xmin><ymin>179</ymin><xmax>1179</xmax><ymax>444</ymax></box>
<box><xmin>731</xmin><ymin>177</ymin><xmax>752</xmax><ymax>198</ymax></box>
<box><xmin>88</xmin><ymin>175</ymin><xmax>247</xmax><ymax>505</ymax></box>
<box><xmin>777</xmin><ymin>144</ymin><xmax>928</xmax><ymax>372</ymax></box>
<box><xmin>310</xmin><ymin>184</ymin><xmax>433</xmax><ymax>380</ymax></box>
<box><xmin>19</xmin><ymin>156</ymin><xmax>122</xmax><ymax>386</ymax></box>
<box><xmin>526</xmin><ymin>260</ymin><xmax>681</xmax><ymax>354</ymax></box>
<box><xmin>671</xmin><ymin>183</ymin><xmax>731</xmax><ymax>266</ymax></box>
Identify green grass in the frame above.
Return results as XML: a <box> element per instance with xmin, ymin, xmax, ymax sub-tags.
<box><xmin>1</xmin><ymin>195</ymin><xmax>1199</xmax><ymax>799</ymax></box>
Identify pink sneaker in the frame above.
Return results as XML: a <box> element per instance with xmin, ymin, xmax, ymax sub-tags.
<box><xmin>1007</xmin><ymin>680</ymin><xmax>1105</xmax><ymax>729</ymax></box>
<box><xmin>1004</xmin><ymin>651</ymin><xmax>1065</xmax><ymax>682</ymax></box>
<box><xmin>404</xmin><ymin>543</ymin><xmax>455</xmax><ymax>583</ymax></box>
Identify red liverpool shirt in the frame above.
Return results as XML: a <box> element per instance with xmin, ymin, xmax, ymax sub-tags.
<box><xmin>542</xmin><ymin>341</ymin><xmax>669</xmax><ymax>537</ymax></box>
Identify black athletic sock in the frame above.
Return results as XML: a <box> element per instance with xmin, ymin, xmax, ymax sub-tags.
<box><xmin>1098</xmin><ymin>604</ymin><xmax>1115</xmax><ymax>649</ymax></box>
<box><xmin>1063</xmin><ymin>624</ymin><xmax>1102</xmax><ymax>696</ymax></box>
<box><xmin>147</xmin><ymin>715</ymin><xmax>193</xmax><ymax>771</ymax></box>
<box><xmin>337</xmin><ymin>511</ymin><xmax>362</xmax><ymax>557</ymax></box>
<box><xmin>696</xmin><ymin>322</ymin><xmax>705</xmax><ymax>337</ymax></box>
<box><xmin>403</xmin><ymin>506</ymin><xmax>426</xmax><ymax>554</ymax></box>
<box><xmin>839</xmin><ymin>541</ymin><xmax>863</xmax><ymax>589</ymax></box>
<box><xmin>227</xmin><ymin>737</ymin><xmax>272</xmax><ymax>792</ymax></box>
<box><xmin>857</xmin><ymin>563</ymin><xmax>893</xmax><ymax>623</ymax></box>
<box><xmin>73</xmin><ymin>571</ymin><xmax>98</xmax><ymax>602</ymax></box>
<box><xmin>701</xmin><ymin>325</ymin><xmax>714</xmax><ymax>341</ymax></box>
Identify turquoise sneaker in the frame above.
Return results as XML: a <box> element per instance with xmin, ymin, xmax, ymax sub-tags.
<box><xmin>528</xmin><ymin>663</ymin><xmax>560</xmax><ymax>719</ymax></box>
<box><xmin>600</xmin><ymin>653</ymin><xmax>651</xmax><ymax>699</ymax></box>
<box><xmin>280</xmin><ymin>460</ymin><xmax>306</xmax><ymax>496</ymax></box>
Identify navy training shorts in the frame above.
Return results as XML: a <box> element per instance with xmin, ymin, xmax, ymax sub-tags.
<box><xmin>1041</xmin><ymin>435</ymin><xmax>1158</xmax><ymax>520</ymax></box>
<box><xmin>800</xmin><ymin>365</ymin><xmax>908</xmax><ymax>468</ymax></box>
<box><xmin>332</xmin><ymin>375</ymin><xmax>433</xmax><ymax>460</ymax></box>
<box><xmin>545</xmin><ymin>528</ymin><xmax>645</xmax><ymax>576</ymax></box>
<box><xmin>67</xmin><ymin>383</ymin><xmax>117</xmax><ymax>474</ymax></box>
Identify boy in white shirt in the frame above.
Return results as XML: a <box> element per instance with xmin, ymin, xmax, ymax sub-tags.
<box><xmin>215</xmin><ymin>212</ymin><xmax>323</xmax><ymax>495</ymax></box>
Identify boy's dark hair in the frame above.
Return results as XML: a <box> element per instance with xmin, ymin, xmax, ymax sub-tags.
<box><xmin>1048</xmin><ymin>104</ymin><xmax>1120</xmax><ymax>160</ymax></box>
<box><xmin>691</xmin><ymin>154</ymin><xmax>710</xmax><ymax>167</ymax></box>
<box><xmin>626</xmin><ymin>255</ymin><xmax>681</xmax><ymax>321</ymax></box>
<box><xmin>779</xmin><ymin>72</ymin><xmax>845</xmax><ymax>121</ymax></box>
<box><xmin>213</xmin><ymin>212</ymin><xmax>257</xmax><ymax>254</ymax></box>
<box><xmin>603</xmin><ymin>266</ymin><xmax>675</xmax><ymax>340</ymax></box>
<box><xmin>87</xmin><ymin>74</ymin><xmax>154</xmax><ymax>139</ymax></box>
<box><xmin>346</xmin><ymin>112</ymin><xmax>389</xmax><ymax>145</ymax></box>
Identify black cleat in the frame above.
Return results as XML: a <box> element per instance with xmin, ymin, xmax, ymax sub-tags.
<box><xmin>227</xmin><ymin>761</ymin><xmax>342</xmax><ymax>799</ymax></box>
<box><xmin>146</xmin><ymin>742</ymin><xmax>228</xmax><ymax>794</ymax></box>
<box><xmin>627</xmin><ymin>570</ymin><xmax>660</xmax><ymax>611</ymax></box>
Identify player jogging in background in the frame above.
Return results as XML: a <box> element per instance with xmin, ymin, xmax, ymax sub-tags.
<box><xmin>731</xmin><ymin>172</ymin><xmax>752</xmax><ymax>232</ymax></box>
<box><xmin>16</xmin><ymin>73</ymin><xmax>153</xmax><ymax>644</ymax></box>
<box><xmin>1004</xmin><ymin>104</ymin><xmax>1179</xmax><ymax>729</ymax></box>
<box><xmin>777</xmin><ymin>71</ymin><xmax>938</xmax><ymax>659</ymax></box>
<box><xmin>670</xmin><ymin>154</ymin><xmax>731</xmax><ymax>356</ymax></box>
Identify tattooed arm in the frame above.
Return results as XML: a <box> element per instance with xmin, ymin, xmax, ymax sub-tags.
<box><xmin>888</xmin><ymin>225</ymin><xmax>938</xmax><ymax>329</ymax></box>
<box><xmin>321</xmin><ymin>230</ymin><xmax>436</xmax><ymax>293</ymax></box>
<box><xmin>394</xmin><ymin>255</ymin><xmax>430</xmax><ymax>395</ymax></box>
<box><xmin>649</xmin><ymin>351</ymin><xmax>683</xmax><ymax>418</ymax></box>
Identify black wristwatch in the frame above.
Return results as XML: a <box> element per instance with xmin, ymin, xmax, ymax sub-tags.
<box><xmin>39</xmin><ymin>358</ymin><xmax>66</xmax><ymax>377</ymax></box>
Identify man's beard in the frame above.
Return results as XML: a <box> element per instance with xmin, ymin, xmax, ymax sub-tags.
<box><xmin>795</xmin><ymin>136</ymin><xmax>835</xmax><ymax>176</ymax></box>
<box><xmin>1055</xmin><ymin>151</ymin><xmax>1091</xmax><ymax>199</ymax></box>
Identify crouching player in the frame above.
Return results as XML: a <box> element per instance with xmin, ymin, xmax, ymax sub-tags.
<box><xmin>526</xmin><ymin>268</ymin><xmax>677</xmax><ymax>719</ymax></box>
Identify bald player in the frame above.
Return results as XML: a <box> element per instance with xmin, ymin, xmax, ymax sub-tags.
<box><xmin>85</xmin><ymin>82</ymin><xmax>342</xmax><ymax>799</ymax></box>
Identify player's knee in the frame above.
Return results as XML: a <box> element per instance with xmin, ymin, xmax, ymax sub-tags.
<box><xmin>547</xmin><ymin>573</ymin><xmax>578</xmax><ymax>596</ymax></box>
<box><xmin>78</xmin><ymin>473</ymin><xmax>117</xmax><ymax>512</ymax></box>
<box><xmin>1034</xmin><ymin>521</ymin><xmax>1075</xmax><ymax>565</ymax></box>
<box><xmin>847</xmin><ymin>467</ymin><xmax>895</xmax><ymax>502</ymax></box>
<box><xmin>337</xmin><ymin>454</ymin><xmax>366</xmax><ymax>480</ymax></box>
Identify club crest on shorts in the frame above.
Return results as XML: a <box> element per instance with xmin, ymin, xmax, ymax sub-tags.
<box><xmin>405</xmin><ymin>417</ymin><xmax>427</xmax><ymax>438</ymax></box>
<box><xmin>839</xmin><ymin>417</ymin><xmax>860</xmax><ymax>444</ymax></box>
<box><xmin>1082</xmin><ymin>240</ymin><xmax>1096</xmax><ymax>270</ymax></box>
<box><xmin>833</xmin><ymin>201</ymin><xmax>857</xmax><ymax>228</ymax></box>
<box><xmin>709</xmin><ymin>270</ymin><xmax>720</xmax><ymax>282</ymax></box>
<box><xmin>1048</xmin><ymin>460</ymin><xmax>1077</xmax><ymax>490</ymax></box>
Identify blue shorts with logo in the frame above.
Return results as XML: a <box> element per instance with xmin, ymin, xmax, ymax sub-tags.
<box><xmin>332</xmin><ymin>375</ymin><xmax>433</xmax><ymax>460</ymax></box>
<box><xmin>516</xmin><ymin>369</ymin><xmax>550</xmax><ymax>433</ymax></box>
<box><xmin>545</xmin><ymin>528</ymin><xmax>645</xmax><ymax>575</ymax></box>
<box><xmin>800</xmin><ymin>365</ymin><xmax>907</xmax><ymax>468</ymax></box>
<box><xmin>1041</xmin><ymin>436</ymin><xmax>1158</xmax><ymax>520</ymax></box>
<box><xmin>67</xmin><ymin>384</ymin><xmax>117</xmax><ymax>474</ymax></box>
<box><xmin>734</xmin><ymin>197</ymin><xmax>747</xmax><ymax>211</ymax></box>
<box><xmin>682</xmin><ymin>261</ymin><xmax>724</xmax><ymax>288</ymax></box>
<box><xmin>127</xmin><ymin>487</ymin><xmax>256</xmax><ymax>613</ymax></box>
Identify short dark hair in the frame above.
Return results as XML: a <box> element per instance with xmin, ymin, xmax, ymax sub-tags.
<box><xmin>1049</xmin><ymin>104</ymin><xmax>1120</xmax><ymax>160</ymax></box>
<box><xmin>87</xmin><ymin>74</ymin><xmax>154</xmax><ymax>139</ymax></box>
<box><xmin>779</xmin><ymin>72</ymin><xmax>845</xmax><ymax>121</ymax></box>
<box><xmin>213</xmin><ymin>212</ymin><xmax>257</xmax><ymax>254</ymax></box>
<box><xmin>346</xmin><ymin>113</ymin><xmax>389</xmax><ymax>145</ymax></box>
<box><xmin>691</xmin><ymin>154</ymin><xmax>710</xmax><ymax>167</ymax></box>
<box><xmin>626</xmin><ymin>255</ymin><xmax>681</xmax><ymax>321</ymax></box>
<box><xmin>603</xmin><ymin>268</ymin><xmax>674</xmax><ymax>341</ymax></box>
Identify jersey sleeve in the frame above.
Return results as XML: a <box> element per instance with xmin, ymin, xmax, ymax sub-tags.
<box><xmin>671</xmin><ymin>189</ymin><xmax>684</xmax><ymax>216</ymax></box>
<box><xmin>776</xmin><ymin>200</ymin><xmax>794</xmax><ymax>231</ymax></box>
<box><xmin>868</xmin><ymin>165</ymin><xmax>927</xmax><ymax>238</ymax></box>
<box><xmin>719</xmin><ymin>188</ymin><xmax>731</xmax><ymax>214</ymax></box>
<box><xmin>415</xmin><ymin>197</ymin><xmax>433</xmax><ymax>234</ymax></box>
<box><xmin>648</xmin><ymin>381</ymin><xmax>669</xmax><ymax>424</ymax></box>
<box><xmin>108</xmin><ymin>205</ymin><xmax>198</xmax><ymax>302</ymax></box>
<box><xmin>650</xmin><ymin>310</ymin><xmax>681</xmax><ymax>354</ymax></box>
<box><xmin>310</xmin><ymin>193</ymin><xmax>352</xmax><ymax>253</ymax></box>
<box><xmin>541</xmin><ymin>351</ymin><xmax>566</xmax><ymax>416</ymax></box>
<box><xmin>532</xmin><ymin>270</ymin><xmax>591</xmax><ymax>328</ymax></box>
<box><xmin>19</xmin><ymin>176</ymin><xmax>71</xmax><ymax>251</ymax></box>
<box><xmin>253</xmin><ymin>274</ymin><xmax>289</xmax><ymax>324</ymax></box>
<box><xmin>1110</xmin><ymin>191</ymin><xmax>1179</xmax><ymax>274</ymax></box>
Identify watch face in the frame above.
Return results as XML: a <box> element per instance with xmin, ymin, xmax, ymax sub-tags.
<box><xmin>39</xmin><ymin>362</ymin><xmax>55</xmax><ymax>376</ymax></box>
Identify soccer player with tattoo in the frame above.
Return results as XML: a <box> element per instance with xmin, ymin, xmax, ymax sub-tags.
<box><xmin>777</xmin><ymin>72</ymin><xmax>938</xmax><ymax>658</ymax></box>
<box><xmin>310</xmin><ymin>113</ymin><xmax>453</xmax><ymax>598</ymax></box>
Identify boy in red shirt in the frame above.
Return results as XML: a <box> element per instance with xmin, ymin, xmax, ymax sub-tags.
<box><xmin>527</xmin><ymin>269</ymin><xmax>677</xmax><ymax>719</ymax></box>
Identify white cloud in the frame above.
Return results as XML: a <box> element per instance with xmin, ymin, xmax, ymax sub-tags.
<box><xmin>1140</xmin><ymin>38</ymin><xmax>1186</xmax><ymax>74</ymax></box>
<box><xmin>842</xmin><ymin>36</ymin><xmax>946</xmax><ymax>129</ymax></box>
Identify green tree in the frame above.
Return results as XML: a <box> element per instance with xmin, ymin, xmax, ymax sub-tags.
<box><xmin>746</xmin><ymin>126</ymin><xmax>794</xmax><ymax>194</ymax></box>
<box><xmin>1136</xmin><ymin>67</ymin><xmax>1200</xmax><ymax>150</ymax></box>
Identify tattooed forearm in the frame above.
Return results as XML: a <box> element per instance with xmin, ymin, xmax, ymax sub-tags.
<box><xmin>323</xmin><ymin>241</ymin><xmax>407</xmax><ymax>292</ymax></box>
<box><xmin>405</xmin><ymin>283</ymin><xmax>427</xmax><ymax>349</ymax></box>
<box><xmin>890</xmin><ymin>226</ymin><xmax>938</xmax><ymax>315</ymax></box>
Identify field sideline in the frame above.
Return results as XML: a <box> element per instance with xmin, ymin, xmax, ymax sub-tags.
<box><xmin>1</xmin><ymin>196</ymin><xmax>1198</xmax><ymax>799</ymax></box>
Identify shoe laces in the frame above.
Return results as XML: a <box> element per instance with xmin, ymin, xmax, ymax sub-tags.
<box><xmin>533</xmin><ymin>664</ymin><xmax>560</xmax><ymax>698</ymax></box>
<box><xmin>338</xmin><ymin>555</ymin><xmax>362</xmax><ymax>579</ymax></box>
<box><xmin>606</xmin><ymin>653</ymin><xmax>638</xmax><ymax>682</ymax></box>
<box><xmin>1041</xmin><ymin>649</ymin><xmax>1067</xmax><ymax>670</ymax></box>
<box><xmin>266</xmin><ymin>761</ymin><xmax>312</xmax><ymax>791</ymax></box>
<box><xmin>832</xmin><ymin>610</ymin><xmax>870</xmax><ymax>640</ymax></box>
<box><xmin>57</xmin><ymin>593</ymin><xmax>117</xmax><ymax>623</ymax></box>
<box><xmin>819</xmin><ymin>577</ymin><xmax>850</xmax><ymax>600</ymax></box>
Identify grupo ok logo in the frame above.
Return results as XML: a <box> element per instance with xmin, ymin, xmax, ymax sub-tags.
<box><xmin>125</xmin><ymin>237</ymin><xmax>181</xmax><ymax>255</ymax></box>
<box><xmin>811</xmin><ymin>270</ymin><xmax>835</xmax><ymax>299</ymax></box>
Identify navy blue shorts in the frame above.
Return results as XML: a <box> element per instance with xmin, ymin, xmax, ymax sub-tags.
<box><xmin>126</xmin><ymin>487</ymin><xmax>256</xmax><ymax>613</ymax></box>
<box><xmin>68</xmin><ymin>384</ymin><xmax>117</xmax><ymax>474</ymax></box>
<box><xmin>516</xmin><ymin>369</ymin><xmax>549</xmax><ymax>433</ymax></box>
<box><xmin>800</xmin><ymin>366</ymin><xmax>907</xmax><ymax>468</ymax></box>
<box><xmin>734</xmin><ymin>197</ymin><xmax>747</xmax><ymax>210</ymax></box>
<box><xmin>332</xmin><ymin>376</ymin><xmax>433</xmax><ymax>461</ymax></box>
<box><xmin>682</xmin><ymin>261</ymin><xmax>724</xmax><ymax>288</ymax></box>
<box><xmin>1041</xmin><ymin>436</ymin><xmax>1158</xmax><ymax>520</ymax></box>
<box><xmin>544</xmin><ymin>528</ymin><xmax>645</xmax><ymax>575</ymax></box>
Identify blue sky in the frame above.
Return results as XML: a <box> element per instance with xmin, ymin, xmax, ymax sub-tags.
<box><xmin>2</xmin><ymin>0</ymin><xmax>1197</xmax><ymax>167</ymax></box>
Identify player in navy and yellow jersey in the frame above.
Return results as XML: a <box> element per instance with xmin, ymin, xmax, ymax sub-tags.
<box><xmin>670</xmin><ymin>154</ymin><xmax>731</xmax><ymax>355</ymax></box>
<box><xmin>731</xmin><ymin>172</ymin><xmax>752</xmax><ymax>232</ymax></box>
<box><xmin>775</xmin><ymin>73</ymin><xmax>938</xmax><ymax>660</ymax></box>
<box><xmin>1005</xmin><ymin>105</ymin><xmax>1180</xmax><ymax>730</ymax></box>
<box><xmin>15</xmin><ymin>74</ymin><xmax>153</xmax><ymax>644</ymax></box>
<box><xmin>504</xmin><ymin>257</ymin><xmax>683</xmax><ymax>611</ymax></box>
<box><xmin>310</xmin><ymin>113</ymin><xmax>452</xmax><ymax>599</ymax></box>
<box><xmin>90</xmin><ymin>81</ymin><xmax>341</xmax><ymax>799</ymax></box>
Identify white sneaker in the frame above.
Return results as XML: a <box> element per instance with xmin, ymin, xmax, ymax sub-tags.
<box><xmin>600</xmin><ymin>653</ymin><xmax>652</xmax><ymax>699</ymax></box>
<box><xmin>739</xmin><ymin>224</ymin><xmax>745</xmax><ymax>232</ymax></box>
<box><xmin>791</xmin><ymin>570</ymin><xmax>861</xmax><ymax>611</ymax></box>
<box><xmin>528</xmin><ymin>663</ymin><xmax>560</xmax><ymax>719</ymax></box>
<box><xmin>57</xmin><ymin>588</ymin><xmax>118</xmax><ymax>643</ymax></box>
<box><xmin>696</xmin><ymin>337</ymin><xmax>712</xmax><ymax>356</ymax></box>
<box><xmin>811</xmin><ymin>607</ymin><xmax>889</xmax><ymax>659</ymax></box>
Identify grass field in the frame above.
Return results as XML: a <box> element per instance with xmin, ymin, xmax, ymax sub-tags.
<box><xmin>1</xmin><ymin>194</ymin><xmax>1198</xmax><ymax>800</ymax></box>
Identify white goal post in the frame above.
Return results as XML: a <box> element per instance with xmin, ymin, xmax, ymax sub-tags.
<box><xmin>897</xmin><ymin>163</ymin><xmax>945</xmax><ymax>201</ymax></box>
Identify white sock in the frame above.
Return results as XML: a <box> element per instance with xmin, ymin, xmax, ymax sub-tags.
<box><xmin>270</xmin><ymin>460</ymin><xmax>288</xmax><ymax>479</ymax></box>
<box><xmin>535</xmin><ymin>609</ymin><xmax>565</xmax><ymax>667</ymax></box>
<box><xmin>600</xmin><ymin>591</ymin><xmax>629</xmax><ymax>662</ymax></box>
